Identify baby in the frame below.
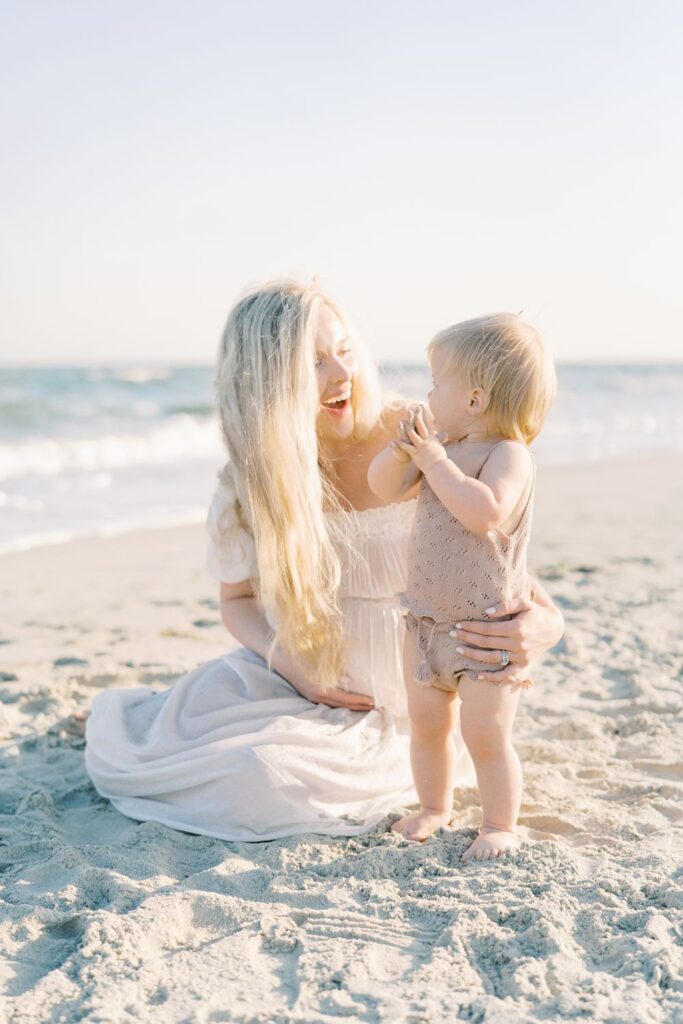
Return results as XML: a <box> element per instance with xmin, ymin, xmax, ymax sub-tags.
<box><xmin>368</xmin><ymin>313</ymin><xmax>556</xmax><ymax>862</ymax></box>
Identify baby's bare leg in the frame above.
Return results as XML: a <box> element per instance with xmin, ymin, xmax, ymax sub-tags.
<box><xmin>458</xmin><ymin>677</ymin><xmax>522</xmax><ymax>862</ymax></box>
<box><xmin>392</xmin><ymin>631</ymin><xmax>458</xmax><ymax>842</ymax></box>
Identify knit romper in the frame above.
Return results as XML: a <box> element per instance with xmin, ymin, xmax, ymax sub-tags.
<box><xmin>401</xmin><ymin>441</ymin><xmax>534</xmax><ymax>693</ymax></box>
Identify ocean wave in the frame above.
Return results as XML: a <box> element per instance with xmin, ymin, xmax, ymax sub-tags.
<box><xmin>109</xmin><ymin>367</ymin><xmax>172</xmax><ymax>385</ymax></box>
<box><xmin>166</xmin><ymin>403</ymin><xmax>214</xmax><ymax>417</ymax></box>
<box><xmin>0</xmin><ymin>416</ymin><xmax>223</xmax><ymax>482</ymax></box>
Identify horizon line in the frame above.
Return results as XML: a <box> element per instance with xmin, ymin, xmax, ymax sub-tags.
<box><xmin>2</xmin><ymin>358</ymin><xmax>683</xmax><ymax>370</ymax></box>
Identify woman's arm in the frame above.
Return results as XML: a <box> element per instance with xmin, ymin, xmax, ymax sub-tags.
<box><xmin>368</xmin><ymin>443</ymin><xmax>422</xmax><ymax>501</ymax></box>
<box><xmin>446</xmin><ymin>580</ymin><xmax>565</xmax><ymax>682</ymax></box>
<box><xmin>219</xmin><ymin>581</ymin><xmax>375</xmax><ymax>710</ymax></box>
<box><xmin>368</xmin><ymin>405</ymin><xmax>423</xmax><ymax>501</ymax></box>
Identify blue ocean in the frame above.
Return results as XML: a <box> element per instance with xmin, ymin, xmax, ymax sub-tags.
<box><xmin>1</xmin><ymin>363</ymin><xmax>681</xmax><ymax>553</ymax></box>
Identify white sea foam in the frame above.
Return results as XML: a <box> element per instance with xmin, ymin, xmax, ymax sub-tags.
<box><xmin>0</xmin><ymin>505</ymin><xmax>209</xmax><ymax>555</ymax></box>
<box><xmin>0</xmin><ymin>529</ymin><xmax>80</xmax><ymax>555</ymax></box>
<box><xmin>110</xmin><ymin>367</ymin><xmax>171</xmax><ymax>384</ymax></box>
<box><xmin>0</xmin><ymin>416</ymin><xmax>223</xmax><ymax>481</ymax></box>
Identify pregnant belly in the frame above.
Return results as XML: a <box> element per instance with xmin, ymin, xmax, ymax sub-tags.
<box><xmin>338</xmin><ymin>597</ymin><xmax>408</xmax><ymax>718</ymax></box>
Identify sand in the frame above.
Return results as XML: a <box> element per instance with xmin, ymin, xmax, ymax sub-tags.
<box><xmin>1</xmin><ymin>456</ymin><xmax>682</xmax><ymax>1023</ymax></box>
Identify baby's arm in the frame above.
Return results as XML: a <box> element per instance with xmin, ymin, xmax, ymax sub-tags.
<box><xmin>401</xmin><ymin>413</ymin><xmax>532</xmax><ymax>534</ymax></box>
<box><xmin>368</xmin><ymin>408</ymin><xmax>423</xmax><ymax>501</ymax></box>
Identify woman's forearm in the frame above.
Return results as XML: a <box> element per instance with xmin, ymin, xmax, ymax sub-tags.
<box><xmin>220</xmin><ymin>596</ymin><xmax>309</xmax><ymax>690</ymax></box>
<box><xmin>368</xmin><ymin>446</ymin><xmax>422</xmax><ymax>501</ymax></box>
<box><xmin>529</xmin><ymin>576</ymin><xmax>565</xmax><ymax>646</ymax></box>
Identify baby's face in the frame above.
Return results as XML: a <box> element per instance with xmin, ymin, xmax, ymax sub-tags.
<box><xmin>427</xmin><ymin>348</ymin><xmax>476</xmax><ymax>438</ymax></box>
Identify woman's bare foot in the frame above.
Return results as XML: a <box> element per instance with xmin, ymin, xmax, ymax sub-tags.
<box><xmin>461</xmin><ymin>826</ymin><xmax>518</xmax><ymax>863</ymax></box>
<box><xmin>63</xmin><ymin>710</ymin><xmax>90</xmax><ymax>737</ymax></box>
<box><xmin>391</xmin><ymin>807</ymin><xmax>451</xmax><ymax>842</ymax></box>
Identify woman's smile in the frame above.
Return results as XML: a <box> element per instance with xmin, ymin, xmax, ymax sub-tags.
<box><xmin>321</xmin><ymin>385</ymin><xmax>352</xmax><ymax>416</ymax></box>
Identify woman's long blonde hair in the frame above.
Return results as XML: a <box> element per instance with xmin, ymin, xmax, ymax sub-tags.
<box><xmin>215</xmin><ymin>279</ymin><xmax>383</xmax><ymax>690</ymax></box>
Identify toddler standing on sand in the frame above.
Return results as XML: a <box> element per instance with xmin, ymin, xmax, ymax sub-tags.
<box><xmin>368</xmin><ymin>314</ymin><xmax>556</xmax><ymax>862</ymax></box>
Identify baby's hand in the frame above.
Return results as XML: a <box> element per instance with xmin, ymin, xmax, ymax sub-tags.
<box><xmin>389</xmin><ymin>407</ymin><xmax>418</xmax><ymax>463</ymax></box>
<box><xmin>394</xmin><ymin>407</ymin><xmax>447</xmax><ymax>473</ymax></box>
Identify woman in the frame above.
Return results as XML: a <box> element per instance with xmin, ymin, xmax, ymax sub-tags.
<box><xmin>85</xmin><ymin>281</ymin><xmax>563</xmax><ymax>841</ymax></box>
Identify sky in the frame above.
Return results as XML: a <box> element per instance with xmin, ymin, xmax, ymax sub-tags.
<box><xmin>1</xmin><ymin>0</ymin><xmax>682</xmax><ymax>365</ymax></box>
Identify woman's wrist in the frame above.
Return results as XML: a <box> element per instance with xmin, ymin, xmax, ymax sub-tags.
<box><xmin>523</xmin><ymin>601</ymin><xmax>564</xmax><ymax>660</ymax></box>
<box><xmin>528</xmin><ymin>577</ymin><xmax>564</xmax><ymax>650</ymax></box>
<box><xmin>389</xmin><ymin>441</ymin><xmax>412</xmax><ymax>463</ymax></box>
<box><xmin>270</xmin><ymin>642</ymin><xmax>311</xmax><ymax>692</ymax></box>
<box><xmin>547</xmin><ymin>604</ymin><xmax>565</xmax><ymax>647</ymax></box>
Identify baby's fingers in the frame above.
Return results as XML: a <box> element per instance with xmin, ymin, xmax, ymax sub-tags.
<box><xmin>405</xmin><ymin>425</ymin><xmax>424</xmax><ymax>445</ymax></box>
<box><xmin>420</xmin><ymin>405</ymin><xmax>437</xmax><ymax>432</ymax></box>
<box><xmin>397</xmin><ymin>418</ymin><xmax>415</xmax><ymax>443</ymax></box>
<box><xmin>411</xmin><ymin>409</ymin><xmax>430</xmax><ymax>439</ymax></box>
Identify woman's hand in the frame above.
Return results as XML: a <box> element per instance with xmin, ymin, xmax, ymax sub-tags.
<box><xmin>292</xmin><ymin>673</ymin><xmax>375</xmax><ymax>712</ymax></box>
<box><xmin>448</xmin><ymin>594</ymin><xmax>564</xmax><ymax>683</ymax></box>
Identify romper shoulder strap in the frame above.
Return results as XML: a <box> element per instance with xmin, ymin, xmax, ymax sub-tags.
<box><xmin>475</xmin><ymin>441</ymin><xmax>536</xmax><ymax>535</ymax></box>
<box><xmin>474</xmin><ymin>440</ymin><xmax>510</xmax><ymax>480</ymax></box>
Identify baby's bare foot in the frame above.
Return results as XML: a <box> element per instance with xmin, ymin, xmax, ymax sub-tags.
<box><xmin>461</xmin><ymin>827</ymin><xmax>518</xmax><ymax>863</ymax></box>
<box><xmin>391</xmin><ymin>808</ymin><xmax>451</xmax><ymax>842</ymax></box>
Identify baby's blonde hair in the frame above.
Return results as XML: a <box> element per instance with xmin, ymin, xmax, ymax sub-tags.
<box><xmin>215</xmin><ymin>279</ymin><xmax>383</xmax><ymax>691</ymax></box>
<box><xmin>427</xmin><ymin>313</ymin><xmax>556</xmax><ymax>443</ymax></box>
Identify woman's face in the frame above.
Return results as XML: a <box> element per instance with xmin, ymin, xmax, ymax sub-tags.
<box><xmin>315</xmin><ymin>305</ymin><xmax>358</xmax><ymax>444</ymax></box>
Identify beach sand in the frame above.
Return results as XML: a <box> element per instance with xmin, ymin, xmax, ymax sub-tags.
<box><xmin>1</xmin><ymin>456</ymin><xmax>682</xmax><ymax>1023</ymax></box>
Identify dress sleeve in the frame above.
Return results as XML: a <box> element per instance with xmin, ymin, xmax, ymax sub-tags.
<box><xmin>206</xmin><ymin>463</ymin><xmax>258</xmax><ymax>583</ymax></box>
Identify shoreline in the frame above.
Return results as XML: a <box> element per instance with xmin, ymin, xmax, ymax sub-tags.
<box><xmin>2</xmin><ymin>450</ymin><xmax>681</xmax><ymax>562</ymax></box>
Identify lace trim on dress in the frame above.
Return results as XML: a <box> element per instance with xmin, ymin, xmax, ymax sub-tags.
<box><xmin>328</xmin><ymin>496</ymin><xmax>417</xmax><ymax>526</ymax></box>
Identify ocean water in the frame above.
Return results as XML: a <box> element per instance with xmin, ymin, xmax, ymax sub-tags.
<box><xmin>1</xmin><ymin>363</ymin><xmax>681</xmax><ymax>554</ymax></box>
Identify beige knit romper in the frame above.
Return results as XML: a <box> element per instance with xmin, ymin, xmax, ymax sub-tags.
<box><xmin>401</xmin><ymin>441</ymin><xmax>534</xmax><ymax>693</ymax></box>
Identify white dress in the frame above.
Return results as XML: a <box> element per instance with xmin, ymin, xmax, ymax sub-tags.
<box><xmin>84</xmin><ymin>470</ymin><xmax>475</xmax><ymax>841</ymax></box>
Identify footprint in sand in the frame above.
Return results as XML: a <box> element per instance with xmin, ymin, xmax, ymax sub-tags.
<box><xmin>518</xmin><ymin>814</ymin><xmax>585</xmax><ymax>838</ymax></box>
<box><xmin>5</xmin><ymin>914</ymin><xmax>85</xmax><ymax>998</ymax></box>
<box><xmin>632</xmin><ymin>760</ymin><xmax>683</xmax><ymax>780</ymax></box>
<box><xmin>72</xmin><ymin>672</ymin><xmax>120</xmax><ymax>688</ymax></box>
<box><xmin>139</xmin><ymin>670</ymin><xmax>181</xmax><ymax>684</ymax></box>
<box><xmin>576</xmin><ymin>768</ymin><xmax>606</xmax><ymax>780</ymax></box>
